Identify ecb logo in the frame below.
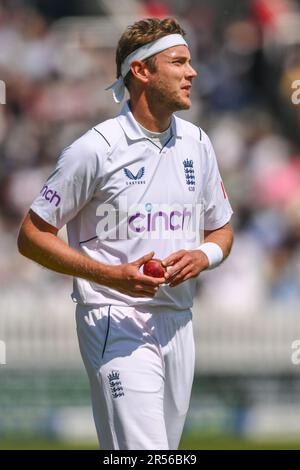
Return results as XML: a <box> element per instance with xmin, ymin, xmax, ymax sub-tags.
<box><xmin>0</xmin><ymin>80</ymin><xmax>6</xmax><ymax>105</ymax></box>
<box><xmin>0</xmin><ymin>340</ymin><xmax>6</xmax><ymax>365</ymax></box>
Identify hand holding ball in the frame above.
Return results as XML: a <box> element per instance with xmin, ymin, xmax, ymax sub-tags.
<box><xmin>143</xmin><ymin>258</ymin><xmax>166</xmax><ymax>278</ymax></box>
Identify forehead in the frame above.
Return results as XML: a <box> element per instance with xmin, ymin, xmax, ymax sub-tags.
<box><xmin>155</xmin><ymin>44</ymin><xmax>191</xmax><ymax>60</ymax></box>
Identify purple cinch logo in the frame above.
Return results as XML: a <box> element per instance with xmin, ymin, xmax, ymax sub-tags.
<box><xmin>40</xmin><ymin>185</ymin><xmax>61</xmax><ymax>207</ymax></box>
<box><xmin>128</xmin><ymin>208</ymin><xmax>192</xmax><ymax>233</ymax></box>
<box><xmin>95</xmin><ymin>197</ymin><xmax>205</xmax><ymax>241</ymax></box>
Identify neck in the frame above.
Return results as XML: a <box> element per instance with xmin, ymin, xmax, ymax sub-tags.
<box><xmin>129</xmin><ymin>94</ymin><xmax>172</xmax><ymax>132</ymax></box>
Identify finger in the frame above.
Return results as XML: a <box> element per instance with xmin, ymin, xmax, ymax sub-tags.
<box><xmin>134</xmin><ymin>285</ymin><xmax>159</xmax><ymax>297</ymax></box>
<box><xmin>169</xmin><ymin>266</ymin><xmax>191</xmax><ymax>287</ymax></box>
<box><xmin>161</xmin><ymin>256</ymin><xmax>178</xmax><ymax>267</ymax></box>
<box><xmin>170</xmin><ymin>270</ymin><xmax>193</xmax><ymax>287</ymax></box>
<box><xmin>162</xmin><ymin>250</ymin><xmax>186</xmax><ymax>268</ymax></box>
<box><xmin>138</xmin><ymin>274</ymin><xmax>166</xmax><ymax>286</ymax></box>
<box><xmin>135</xmin><ymin>283</ymin><xmax>159</xmax><ymax>292</ymax></box>
<box><xmin>164</xmin><ymin>265</ymin><xmax>180</xmax><ymax>280</ymax></box>
<box><xmin>165</xmin><ymin>259</ymin><xmax>189</xmax><ymax>279</ymax></box>
<box><xmin>133</xmin><ymin>251</ymin><xmax>155</xmax><ymax>268</ymax></box>
<box><xmin>170</xmin><ymin>276</ymin><xmax>189</xmax><ymax>287</ymax></box>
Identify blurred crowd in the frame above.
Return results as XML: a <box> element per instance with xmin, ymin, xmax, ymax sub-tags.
<box><xmin>1</xmin><ymin>0</ymin><xmax>300</xmax><ymax>311</ymax></box>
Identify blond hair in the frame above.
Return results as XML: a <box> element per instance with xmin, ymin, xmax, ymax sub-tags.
<box><xmin>116</xmin><ymin>17</ymin><xmax>186</xmax><ymax>89</ymax></box>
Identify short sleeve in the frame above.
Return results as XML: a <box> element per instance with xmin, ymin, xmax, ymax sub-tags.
<box><xmin>30</xmin><ymin>132</ymin><xmax>102</xmax><ymax>229</ymax></box>
<box><xmin>202</xmin><ymin>133</ymin><xmax>233</xmax><ymax>230</ymax></box>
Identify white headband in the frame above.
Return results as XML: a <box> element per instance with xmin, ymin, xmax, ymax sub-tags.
<box><xmin>106</xmin><ymin>33</ymin><xmax>188</xmax><ymax>103</ymax></box>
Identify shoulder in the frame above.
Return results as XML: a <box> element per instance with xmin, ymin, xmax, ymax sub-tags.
<box><xmin>173</xmin><ymin>115</ymin><xmax>210</xmax><ymax>147</ymax></box>
<box><xmin>92</xmin><ymin>117</ymin><xmax>123</xmax><ymax>149</ymax></box>
<box><xmin>59</xmin><ymin>117</ymin><xmax>122</xmax><ymax>165</ymax></box>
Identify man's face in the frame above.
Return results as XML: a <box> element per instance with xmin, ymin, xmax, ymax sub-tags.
<box><xmin>145</xmin><ymin>45</ymin><xmax>197</xmax><ymax>112</ymax></box>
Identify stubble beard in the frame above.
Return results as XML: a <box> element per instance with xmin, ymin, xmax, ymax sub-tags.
<box><xmin>147</xmin><ymin>80</ymin><xmax>191</xmax><ymax>114</ymax></box>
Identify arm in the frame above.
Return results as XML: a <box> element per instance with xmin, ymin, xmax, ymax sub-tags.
<box><xmin>162</xmin><ymin>222</ymin><xmax>234</xmax><ymax>287</ymax></box>
<box><xmin>17</xmin><ymin>210</ymin><xmax>165</xmax><ymax>297</ymax></box>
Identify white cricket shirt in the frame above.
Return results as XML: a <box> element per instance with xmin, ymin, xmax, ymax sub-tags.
<box><xmin>31</xmin><ymin>101</ymin><xmax>233</xmax><ymax>310</ymax></box>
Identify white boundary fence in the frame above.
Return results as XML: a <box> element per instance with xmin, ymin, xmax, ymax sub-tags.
<box><xmin>1</xmin><ymin>281</ymin><xmax>300</xmax><ymax>373</ymax></box>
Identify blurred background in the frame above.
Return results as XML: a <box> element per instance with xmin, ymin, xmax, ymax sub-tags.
<box><xmin>1</xmin><ymin>0</ymin><xmax>300</xmax><ymax>450</ymax></box>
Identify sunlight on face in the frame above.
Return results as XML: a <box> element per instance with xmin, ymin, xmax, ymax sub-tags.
<box><xmin>146</xmin><ymin>45</ymin><xmax>197</xmax><ymax>113</ymax></box>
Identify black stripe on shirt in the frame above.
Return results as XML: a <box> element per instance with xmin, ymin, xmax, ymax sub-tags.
<box><xmin>93</xmin><ymin>128</ymin><xmax>111</xmax><ymax>147</ymax></box>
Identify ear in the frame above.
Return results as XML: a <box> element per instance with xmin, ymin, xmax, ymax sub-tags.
<box><xmin>130</xmin><ymin>60</ymin><xmax>151</xmax><ymax>84</ymax></box>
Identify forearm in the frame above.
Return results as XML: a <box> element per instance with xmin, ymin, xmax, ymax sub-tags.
<box><xmin>17</xmin><ymin>212</ymin><xmax>164</xmax><ymax>298</ymax></box>
<box><xmin>18</xmin><ymin>227</ymin><xmax>112</xmax><ymax>287</ymax></box>
<box><xmin>203</xmin><ymin>222</ymin><xmax>234</xmax><ymax>259</ymax></box>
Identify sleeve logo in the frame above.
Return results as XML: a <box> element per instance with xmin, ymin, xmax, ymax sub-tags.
<box><xmin>40</xmin><ymin>185</ymin><xmax>61</xmax><ymax>206</ymax></box>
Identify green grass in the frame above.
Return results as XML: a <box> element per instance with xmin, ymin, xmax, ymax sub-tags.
<box><xmin>0</xmin><ymin>439</ymin><xmax>97</xmax><ymax>450</ymax></box>
<box><xmin>1</xmin><ymin>434</ymin><xmax>300</xmax><ymax>450</ymax></box>
<box><xmin>180</xmin><ymin>434</ymin><xmax>300</xmax><ymax>450</ymax></box>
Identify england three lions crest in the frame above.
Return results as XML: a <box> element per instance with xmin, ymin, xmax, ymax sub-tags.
<box><xmin>107</xmin><ymin>370</ymin><xmax>125</xmax><ymax>399</ymax></box>
<box><xmin>183</xmin><ymin>159</ymin><xmax>195</xmax><ymax>191</ymax></box>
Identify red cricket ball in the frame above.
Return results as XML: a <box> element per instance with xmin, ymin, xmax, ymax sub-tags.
<box><xmin>143</xmin><ymin>258</ymin><xmax>166</xmax><ymax>278</ymax></box>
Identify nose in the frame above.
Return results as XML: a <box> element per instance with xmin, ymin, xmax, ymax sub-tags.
<box><xmin>186</xmin><ymin>63</ymin><xmax>197</xmax><ymax>79</ymax></box>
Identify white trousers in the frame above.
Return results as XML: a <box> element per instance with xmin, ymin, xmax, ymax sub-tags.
<box><xmin>76</xmin><ymin>304</ymin><xmax>195</xmax><ymax>450</ymax></box>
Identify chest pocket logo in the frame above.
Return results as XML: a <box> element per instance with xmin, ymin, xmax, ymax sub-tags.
<box><xmin>124</xmin><ymin>167</ymin><xmax>146</xmax><ymax>185</ymax></box>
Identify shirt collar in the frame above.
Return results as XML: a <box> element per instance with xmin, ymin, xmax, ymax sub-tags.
<box><xmin>116</xmin><ymin>100</ymin><xmax>183</xmax><ymax>141</ymax></box>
